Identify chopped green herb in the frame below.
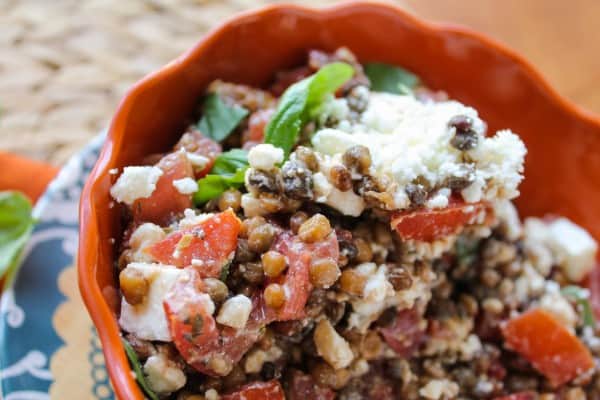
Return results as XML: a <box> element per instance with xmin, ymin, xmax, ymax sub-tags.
<box><xmin>122</xmin><ymin>338</ymin><xmax>159</xmax><ymax>400</ymax></box>
<box><xmin>562</xmin><ymin>285</ymin><xmax>596</xmax><ymax>328</ymax></box>
<box><xmin>194</xmin><ymin>168</ymin><xmax>246</xmax><ymax>205</ymax></box>
<box><xmin>264</xmin><ymin>62</ymin><xmax>354</xmax><ymax>156</ymax></box>
<box><xmin>220</xmin><ymin>260</ymin><xmax>232</xmax><ymax>282</ymax></box>
<box><xmin>0</xmin><ymin>191</ymin><xmax>35</xmax><ymax>286</ymax></box>
<box><xmin>454</xmin><ymin>236</ymin><xmax>479</xmax><ymax>266</ymax></box>
<box><xmin>364</xmin><ymin>62</ymin><xmax>420</xmax><ymax>94</ymax></box>
<box><xmin>197</xmin><ymin>93</ymin><xmax>249</xmax><ymax>142</ymax></box>
<box><xmin>210</xmin><ymin>149</ymin><xmax>248</xmax><ymax>175</ymax></box>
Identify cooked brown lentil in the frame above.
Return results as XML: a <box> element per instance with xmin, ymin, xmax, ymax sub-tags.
<box><xmin>329</xmin><ymin>165</ymin><xmax>353</xmax><ymax>192</ymax></box>
<box><xmin>342</xmin><ymin>145</ymin><xmax>372</xmax><ymax>174</ymax></box>
<box><xmin>298</xmin><ymin>213</ymin><xmax>332</xmax><ymax>243</ymax></box>
<box><xmin>261</xmin><ymin>250</ymin><xmax>287</xmax><ymax>278</ymax></box>
<box><xmin>217</xmin><ymin>189</ymin><xmax>242</xmax><ymax>212</ymax></box>
<box><xmin>247</xmin><ymin>223</ymin><xmax>275</xmax><ymax>253</ymax></box>
<box><xmin>309</xmin><ymin>258</ymin><xmax>341</xmax><ymax>288</ymax></box>
<box><xmin>119</xmin><ymin>267</ymin><xmax>149</xmax><ymax>305</ymax></box>
<box><xmin>203</xmin><ymin>278</ymin><xmax>229</xmax><ymax>303</ymax></box>
<box><xmin>264</xmin><ymin>283</ymin><xmax>286</xmax><ymax>309</ymax></box>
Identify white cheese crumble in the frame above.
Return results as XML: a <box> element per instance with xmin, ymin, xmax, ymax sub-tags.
<box><xmin>119</xmin><ymin>263</ymin><xmax>184</xmax><ymax>341</ymax></box>
<box><xmin>419</xmin><ymin>379</ymin><xmax>460</xmax><ymax>400</ymax></box>
<box><xmin>128</xmin><ymin>223</ymin><xmax>166</xmax><ymax>263</ymax></box>
<box><xmin>248</xmin><ymin>143</ymin><xmax>284</xmax><ymax>170</ymax></box>
<box><xmin>313</xmin><ymin>319</ymin><xmax>354</xmax><ymax>370</ymax></box>
<box><xmin>144</xmin><ymin>352</ymin><xmax>186</xmax><ymax>394</ymax></box>
<box><xmin>312</xmin><ymin>159</ymin><xmax>365</xmax><ymax>217</ymax></box>
<box><xmin>186</xmin><ymin>152</ymin><xmax>210</xmax><ymax>169</ymax></box>
<box><xmin>216</xmin><ymin>294</ymin><xmax>252</xmax><ymax>329</ymax></box>
<box><xmin>172</xmin><ymin>177</ymin><xmax>198</xmax><ymax>195</ymax></box>
<box><xmin>110</xmin><ymin>166</ymin><xmax>163</xmax><ymax>205</ymax></box>
<box><xmin>546</xmin><ymin>218</ymin><xmax>598</xmax><ymax>282</ymax></box>
<box><xmin>539</xmin><ymin>290</ymin><xmax>577</xmax><ymax>329</ymax></box>
<box><xmin>311</xmin><ymin>93</ymin><xmax>526</xmax><ymax>210</ymax></box>
<box><xmin>426</xmin><ymin>188</ymin><xmax>450</xmax><ymax>209</ymax></box>
<box><xmin>178</xmin><ymin>209</ymin><xmax>213</xmax><ymax>230</ymax></box>
<box><xmin>493</xmin><ymin>199</ymin><xmax>522</xmax><ymax>241</ymax></box>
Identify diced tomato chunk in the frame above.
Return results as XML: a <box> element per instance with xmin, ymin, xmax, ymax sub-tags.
<box><xmin>493</xmin><ymin>393</ymin><xmax>536</xmax><ymax>400</ymax></box>
<box><xmin>286</xmin><ymin>370</ymin><xmax>335</xmax><ymax>400</ymax></box>
<box><xmin>501</xmin><ymin>308</ymin><xmax>594</xmax><ymax>386</ymax></box>
<box><xmin>163</xmin><ymin>270</ymin><xmax>219</xmax><ymax>375</ymax></box>
<box><xmin>164</xmin><ymin>270</ymin><xmax>267</xmax><ymax>377</ymax></box>
<box><xmin>269</xmin><ymin>66</ymin><xmax>312</xmax><ymax>96</ymax></box>
<box><xmin>268</xmin><ymin>231</ymin><xmax>339</xmax><ymax>321</ymax></box>
<box><xmin>379</xmin><ymin>308</ymin><xmax>426</xmax><ymax>357</ymax></box>
<box><xmin>391</xmin><ymin>196</ymin><xmax>491</xmax><ymax>242</ymax></box>
<box><xmin>222</xmin><ymin>380</ymin><xmax>285</xmax><ymax>400</ymax></box>
<box><xmin>242</xmin><ymin>108</ymin><xmax>274</xmax><ymax>149</ymax></box>
<box><xmin>175</xmin><ymin>129</ymin><xmax>222</xmax><ymax>178</ymax></box>
<box><xmin>146</xmin><ymin>209</ymin><xmax>241</xmax><ymax>278</ymax></box>
<box><xmin>132</xmin><ymin>151</ymin><xmax>193</xmax><ymax>226</ymax></box>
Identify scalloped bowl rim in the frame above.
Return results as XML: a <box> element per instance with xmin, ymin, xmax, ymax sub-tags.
<box><xmin>78</xmin><ymin>2</ymin><xmax>600</xmax><ymax>399</ymax></box>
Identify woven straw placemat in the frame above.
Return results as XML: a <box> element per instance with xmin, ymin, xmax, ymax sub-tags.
<box><xmin>0</xmin><ymin>0</ymin><xmax>355</xmax><ymax>165</ymax></box>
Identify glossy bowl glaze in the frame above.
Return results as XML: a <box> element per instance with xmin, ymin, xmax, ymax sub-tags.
<box><xmin>78</xmin><ymin>2</ymin><xmax>600</xmax><ymax>398</ymax></box>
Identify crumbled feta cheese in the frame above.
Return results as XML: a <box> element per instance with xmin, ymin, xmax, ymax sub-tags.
<box><xmin>419</xmin><ymin>379</ymin><xmax>459</xmax><ymax>400</ymax></box>
<box><xmin>248</xmin><ymin>143</ymin><xmax>284</xmax><ymax>170</ymax></box>
<box><xmin>172</xmin><ymin>177</ymin><xmax>198</xmax><ymax>195</ymax></box>
<box><xmin>178</xmin><ymin>208</ymin><xmax>214</xmax><ymax>229</ymax></box>
<box><xmin>314</xmin><ymin>319</ymin><xmax>354</xmax><ymax>370</ymax></box>
<box><xmin>241</xmin><ymin>193</ymin><xmax>265</xmax><ymax>217</ymax></box>
<box><xmin>546</xmin><ymin>218</ymin><xmax>598</xmax><ymax>282</ymax></box>
<box><xmin>119</xmin><ymin>263</ymin><xmax>184</xmax><ymax>341</ymax></box>
<box><xmin>313</xmin><ymin>165</ymin><xmax>364</xmax><ymax>217</ymax></box>
<box><xmin>128</xmin><ymin>223</ymin><xmax>166</xmax><ymax>263</ymax></box>
<box><xmin>144</xmin><ymin>352</ymin><xmax>186</xmax><ymax>394</ymax></box>
<box><xmin>363</xmin><ymin>264</ymin><xmax>393</xmax><ymax>303</ymax></box>
<box><xmin>539</xmin><ymin>291</ymin><xmax>577</xmax><ymax>329</ymax></box>
<box><xmin>426</xmin><ymin>188</ymin><xmax>450</xmax><ymax>209</ymax></box>
<box><xmin>186</xmin><ymin>152</ymin><xmax>210</xmax><ymax>169</ymax></box>
<box><xmin>459</xmin><ymin>334</ymin><xmax>482</xmax><ymax>360</ymax></box>
<box><xmin>493</xmin><ymin>199</ymin><xmax>522</xmax><ymax>241</ymax></box>
<box><xmin>110</xmin><ymin>166</ymin><xmax>163</xmax><ymax>205</ymax></box>
<box><xmin>216</xmin><ymin>294</ymin><xmax>252</xmax><ymax>329</ymax></box>
<box><xmin>311</xmin><ymin>93</ymin><xmax>526</xmax><ymax>210</ymax></box>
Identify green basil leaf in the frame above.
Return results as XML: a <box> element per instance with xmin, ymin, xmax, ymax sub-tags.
<box><xmin>122</xmin><ymin>338</ymin><xmax>159</xmax><ymax>400</ymax></box>
<box><xmin>265</xmin><ymin>62</ymin><xmax>354</xmax><ymax>156</ymax></box>
<box><xmin>194</xmin><ymin>168</ymin><xmax>247</xmax><ymax>205</ymax></box>
<box><xmin>0</xmin><ymin>191</ymin><xmax>35</xmax><ymax>282</ymax></box>
<box><xmin>561</xmin><ymin>285</ymin><xmax>596</xmax><ymax>328</ymax></box>
<box><xmin>210</xmin><ymin>149</ymin><xmax>248</xmax><ymax>175</ymax></box>
<box><xmin>197</xmin><ymin>93</ymin><xmax>249</xmax><ymax>142</ymax></box>
<box><xmin>364</xmin><ymin>62</ymin><xmax>420</xmax><ymax>94</ymax></box>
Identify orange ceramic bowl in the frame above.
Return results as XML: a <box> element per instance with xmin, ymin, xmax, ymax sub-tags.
<box><xmin>78</xmin><ymin>2</ymin><xmax>600</xmax><ymax>398</ymax></box>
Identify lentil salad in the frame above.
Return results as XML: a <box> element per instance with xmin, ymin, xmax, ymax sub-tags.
<box><xmin>109</xmin><ymin>48</ymin><xmax>600</xmax><ymax>399</ymax></box>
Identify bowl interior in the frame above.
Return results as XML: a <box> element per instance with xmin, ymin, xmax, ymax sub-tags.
<box><xmin>80</xmin><ymin>3</ymin><xmax>600</xmax><ymax>399</ymax></box>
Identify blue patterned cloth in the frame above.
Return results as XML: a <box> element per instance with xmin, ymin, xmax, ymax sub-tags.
<box><xmin>0</xmin><ymin>135</ymin><xmax>115</xmax><ymax>399</ymax></box>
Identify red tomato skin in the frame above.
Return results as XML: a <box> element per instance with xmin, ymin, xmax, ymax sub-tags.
<box><xmin>268</xmin><ymin>231</ymin><xmax>339</xmax><ymax>321</ymax></box>
<box><xmin>269</xmin><ymin>66</ymin><xmax>312</xmax><ymax>96</ymax></box>
<box><xmin>501</xmin><ymin>308</ymin><xmax>594</xmax><ymax>387</ymax></box>
<box><xmin>222</xmin><ymin>380</ymin><xmax>285</xmax><ymax>400</ymax></box>
<box><xmin>146</xmin><ymin>209</ymin><xmax>241</xmax><ymax>278</ymax></box>
<box><xmin>379</xmin><ymin>308</ymin><xmax>426</xmax><ymax>357</ymax></box>
<box><xmin>132</xmin><ymin>151</ymin><xmax>194</xmax><ymax>226</ymax></box>
<box><xmin>163</xmin><ymin>270</ymin><xmax>220</xmax><ymax>375</ymax></box>
<box><xmin>390</xmin><ymin>196</ymin><xmax>491</xmax><ymax>242</ymax></box>
<box><xmin>175</xmin><ymin>129</ymin><xmax>222</xmax><ymax>178</ymax></box>
<box><xmin>242</xmin><ymin>108</ymin><xmax>274</xmax><ymax>149</ymax></box>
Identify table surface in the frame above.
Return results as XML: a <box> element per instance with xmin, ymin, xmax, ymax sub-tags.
<box><xmin>1</xmin><ymin>0</ymin><xmax>599</xmax><ymax>165</ymax></box>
